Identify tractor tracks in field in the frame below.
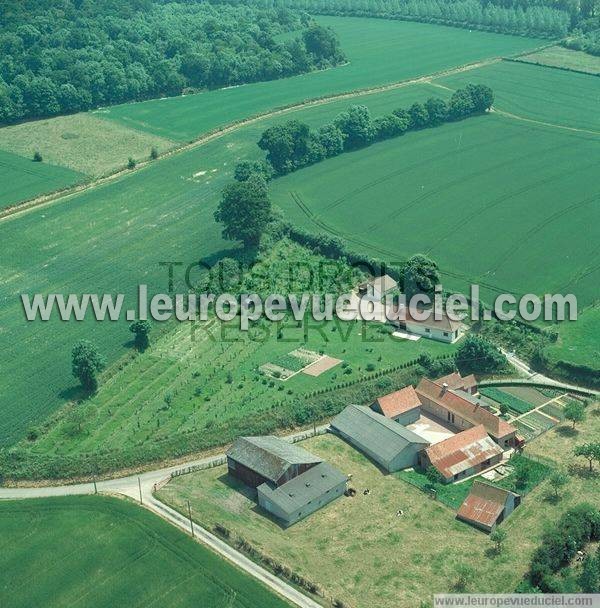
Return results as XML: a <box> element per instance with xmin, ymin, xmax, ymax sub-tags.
<box><xmin>0</xmin><ymin>57</ymin><xmax>503</xmax><ymax>224</ymax></box>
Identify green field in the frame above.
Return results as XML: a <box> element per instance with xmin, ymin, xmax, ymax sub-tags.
<box><xmin>0</xmin><ymin>496</ymin><xmax>289</xmax><ymax>608</ymax></box>
<box><xmin>0</xmin><ymin>83</ymin><xmax>458</xmax><ymax>448</ymax></box>
<box><xmin>438</xmin><ymin>60</ymin><xmax>600</xmax><ymax>132</ymax></box>
<box><xmin>548</xmin><ymin>305</ymin><xmax>600</xmax><ymax>367</ymax></box>
<box><xmin>518</xmin><ymin>45</ymin><xmax>600</xmax><ymax>75</ymax></box>
<box><xmin>159</xmin><ymin>424</ymin><xmax>598</xmax><ymax>608</ymax></box>
<box><xmin>270</xmin><ymin>113</ymin><xmax>600</xmax><ymax>306</ymax></box>
<box><xmin>100</xmin><ymin>17</ymin><xmax>543</xmax><ymax>141</ymax></box>
<box><xmin>0</xmin><ymin>149</ymin><xmax>83</xmax><ymax>210</ymax></box>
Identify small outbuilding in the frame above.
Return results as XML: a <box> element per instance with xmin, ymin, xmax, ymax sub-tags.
<box><xmin>365</xmin><ymin>274</ymin><xmax>398</xmax><ymax>301</ymax></box>
<box><xmin>370</xmin><ymin>385</ymin><xmax>422</xmax><ymax>425</ymax></box>
<box><xmin>257</xmin><ymin>462</ymin><xmax>347</xmax><ymax>527</ymax></box>
<box><xmin>227</xmin><ymin>436</ymin><xmax>322</xmax><ymax>489</ymax></box>
<box><xmin>331</xmin><ymin>404</ymin><xmax>429</xmax><ymax>472</ymax></box>
<box><xmin>457</xmin><ymin>480</ymin><xmax>521</xmax><ymax>533</ymax></box>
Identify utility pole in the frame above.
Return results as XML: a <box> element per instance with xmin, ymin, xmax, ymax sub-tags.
<box><xmin>138</xmin><ymin>476</ymin><xmax>143</xmax><ymax>504</ymax></box>
<box><xmin>187</xmin><ymin>500</ymin><xmax>194</xmax><ymax>538</ymax></box>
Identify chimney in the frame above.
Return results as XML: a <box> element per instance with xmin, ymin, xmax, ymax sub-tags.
<box><xmin>441</xmin><ymin>382</ymin><xmax>448</xmax><ymax>394</ymax></box>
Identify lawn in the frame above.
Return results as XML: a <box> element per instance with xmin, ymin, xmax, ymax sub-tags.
<box><xmin>270</xmin><ymin>113</ymin><xmax>600</xmax><ymax>308</ymax></box>
<box><xmin>0</xmin><ymin>82</ymin><xmax>459</xmax><ymax>448</ymax></box>
<box><xmin>0</xmin><ymin>113</ymin><xmax>177</xmax><ymax>178</ymax></box>
<box><xmin>0</xmin><ymin>148</ymin><xmax>84</xmax><ymax>210</ymax></box>
<box><xmin>159</xmin><ymin>428</ymin><xmax>598</xmax><ymax>608</ymax></box>
<box><xmin>6</xmin><ymin>239</ymin><xmax>455</xmax><ymax>478</ymax></box>
<box><xmin>0</xmin><ymin>496</ymin><xmax>290</xmax><ymax>608</ymax></box>
<box><xmin>517</xmin><ymin>45</ymin><xmax>600</xmax><ymax>75</ymax></box>
<box><xmin>100</xmin><ymin>16</ymin><xmax>543</xmax><ymax>141</ymax></box>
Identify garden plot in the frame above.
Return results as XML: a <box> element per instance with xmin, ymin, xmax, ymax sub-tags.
<box><xmin>259</xmin><ymin>348</ymin><xmax>323</xmax><ymax>380</ymax></box>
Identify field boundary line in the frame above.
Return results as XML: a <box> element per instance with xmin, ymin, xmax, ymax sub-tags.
<box><xmin>0</xmin><ymin>57</ymin><xmax>503</xmax><ymax>224</ymax></box>
<box><xmin>492</xmin><ymin>107</ymin><xmax>600</xmax><ymax>136</ymax></box>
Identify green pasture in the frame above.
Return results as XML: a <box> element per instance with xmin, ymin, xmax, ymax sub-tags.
<box><xmin>437</xmin><ymin>59</ymin><xmax>600</xmax><ymax>132</ymax></box>
<box><xmin>0</xmin><ymin>496</ymin><xmax>289</xmax><ymax>608</ymax></box>
<box><xmin>0</xmin><ymin>149</ymin><xmax>83</xmax><ymax>210</ymax></box>
<box><xmin>518</xmin><ymin>45</ymin><xmax>600</xmax><ymax>75</ymax></box>
<box><xmin>0</xmin><ymin>83</ymin><xmax>453</xmax><ymax>447</ymax></box>
<box><xmin>99</xmin><ymin>17</ymin><xmax>543</xmax><ymax>141</ymax></box>
<box><xmin>270</xmin><ymin>114</ymin><xmax>600</xmax><ymax>307</ymax></box>
<box><xmin>548</xmin><ymin>305</ymin><xmax>600</xmax><ymax>367</ymax></box>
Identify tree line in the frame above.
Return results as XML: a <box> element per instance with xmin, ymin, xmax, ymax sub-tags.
<box><xmin>562</xmin><ymin>29</ymin><xmax>600</xmax><ymax>56</ymax></box>
<box><xmin>224</xmin><ymin>0</ymin><xmax>571</xmax><ymax>38</ymax></box>
<box><xmin>256</xmin><ymin>84</ymin><xmax>494</xmax><ymax>175</ymax></box>
<box><xmin>0</xmin><ymin>0</ymin><xmax>344</xmax><ymax>125</ymax></box>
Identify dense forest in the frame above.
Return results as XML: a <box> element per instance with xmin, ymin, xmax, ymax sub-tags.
<box><xmin>228</xmin><ymin>0</ymin><xmax>580</xmax><ymax>38</ymax></box>
<box><xmin>0</xmin><ymin>0</ymin><xmax>344</xmax><ymax>125</ymax></box>
<box><xmin>563</xmin><ymin>29</ymin><xmax>600</xmax><ymax>55</ymax></box>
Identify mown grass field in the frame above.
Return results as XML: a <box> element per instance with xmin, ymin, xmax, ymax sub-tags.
<box><xmin>270</xmin><ymin>113</ymin><xmax>600</xmax><ymax>307</ymax></box>
<box><xmin>0</xmin><ymin>149</ymin><xmax>83</xmax><ymax>210</ymax></box>
<box><xmin>100</xmin><ymin>16</ymin><xmax>543</xmax><ymax>141</ymax></box>
<box><xmin>548</xmin><ymin>305</ymin><xmax>600</xmax><ymax>366</ymax></box>
<box><xmin>0</xmin><ymin>496</ymin><xmax>290</xmax><ymax>608</ymax></box>
<box><xmin>0</xmin><ymin>114</ymin><xmax>177</xmax><ymax>178</ymax></box>
<box><xmin>159</xmin><ymin>412</ymin><xmax>600</xmax><ymax>608</ymax></box>
<box><xmin>0</xmin><ymin>83</ymin><xmax>455</xmax><ymax>447</ymax></box>
<box><xmin>518</xmin><ymin>45</ymin><xmax>600</xmax><ymax>75</ymax></box>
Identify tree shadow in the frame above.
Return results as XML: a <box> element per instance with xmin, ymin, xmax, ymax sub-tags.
<box><xmin>57</xmin><ymin>384</ymin><xmax>88</xmax><ymax>402</ymax></box>
<box><xmin>543</xmin><ymin>493</ymin><xmax>561</xmax><ymax>505</ymax></box>
<box><xmin>567</xmin><ymin>463</ymin><xmax>598</xmax><ymax>480</ymax></box>
<box><xmin>556</xmin><ymin>425</ymin><xmax>579</xmax><ymax>438</ymax></box>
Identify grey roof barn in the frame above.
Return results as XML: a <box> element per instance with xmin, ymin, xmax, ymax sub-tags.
<box><xmin>330</xmin><ymin>405</ymin><xmax>429</xmax><ymax>472</ymax></box>
<box><xmin>227</xmin><ymin>436</ymin><xmax>322</xmax><ymax>488</ymax></box>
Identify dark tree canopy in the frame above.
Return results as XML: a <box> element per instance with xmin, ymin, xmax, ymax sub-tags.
<box><xmin>129</xmin><ymin>320</ymin><xmax>151</xmax><ymax>352</ymax></box>
<box><xmin>214</xmin><ymin>176</ymin><xmax>272</xmax><ymax>247</ymax></box>
<box><xmin>403</xmin><ymin>254</ymin><xmax>441</xmax><ymax>300</ymax></box>
<box><xmin>71</xmin><ymin>339</ymin><xmax>105</xmax><ymax>392</ymax></box>
<box><xmin>455</xmin><ymin>335</ymin><xmax>508</xmax><ymax>374</ymax></box>
<box><xmin>334</xmin><ymin>105</ymin><xmax>375</xmax><ymax>150</ymax></box>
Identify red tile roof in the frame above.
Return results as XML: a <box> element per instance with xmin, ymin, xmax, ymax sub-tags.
<box><xmin>416</xmin><ymin>378</ymin><xmax>515</xmax><ymax>440</ymax></box>
<box><xmin>457</xmin><ymin>480</ymin><xmax>516</xmax><ymax>529</ymax></box>
<box><xmin>373</xmin><ymin>386</ymin><xmax>421</xmax><ymax>418</ymax></box>
<box><xmin>425</xmin><ymin>425</ymin><xmax>503</xmax><ymax>480</ymax></box>
<box><xmin>436</xmin><ymin>372</ymin><xmax>477</xmax><ymax>391</ymax></box>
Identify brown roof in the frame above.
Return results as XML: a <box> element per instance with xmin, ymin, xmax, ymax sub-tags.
<box><xmin>436</xmin><ymin>372</ymin><xmax>477</xmax><ymax>391</ymax></box>
<box><xmin>416</xmin><ymin>378</ymin><xmax>515</xmax><ymax>440</ymax></box>
<box><xmin>425</xmin><ymin>425</ymin><xmax>503</xmax><ymax>480</ymax></box>
<box><xmin>389</xmin><ymin>304</ymin><xmax>462</xmax><ymax>332</ymax></box>
<box><xmin>457</xmin><ymin>480</ymin><xmax>518</xmax><ymax>528</ymax></box>
<box><xmin>372</xmin><ymin>386</ymin><xmax>421</xmax><ymax>418</ymax></box>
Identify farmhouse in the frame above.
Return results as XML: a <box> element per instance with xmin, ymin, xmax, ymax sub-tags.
<box><xmin>416</xmin><ymin>377</ymin><xmax>517</xmax><ymax>448</ymax></box>
<box><xmin>420</xmin><ymin>424</ymin><xmax>504</xmax><ymax>483</ymax></box>
<box><xmin>370</xmin><ymin>385</ymin><xmax>421</xmax><ymax>425</ymax></box>
<box><xmin>435</xmin><ymin>371</ymin><xmax>478</xmax><ymax>395</ymax></box>
<box><xmin>331</xmin><ymin>404</ymin><xmax>429</xmax><ymax>472</ymax></box>
<box><xmin>257</xmin><ymin>462</ymin><xmax>347</xmax><ymax>527</ymax></box>
<box><xmin>457</xmin><ymin>480</ymin><xmax>521</xmax><ymax>533</ymax></box>
<box><xmin>390</xmin><ymin>304</ymin><xmax>462</xmax><ymax>343</ymax></box>
<box><xmin>227</xmin><ymin>436</ymin><xmax>322</xmax><ymax>489</ymax></box>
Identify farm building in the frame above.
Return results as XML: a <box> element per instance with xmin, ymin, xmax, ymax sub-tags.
<box><xmin>331</xmin><ymin>404</ymin><xmax>429</xmax><ymax>472</ymax></box>
<box><xmin>361</xmin><ymin>274</ymin><xmax>398</xmax><ymax>301</ymax></box>
<box><xmin>370</xmin><ymin>385</ymin><xmax>421</xmax><ymax>425</ymax></box>
<box><xmin>420</xmin><ymin>424</ymin><xmax>504</xmax><ymax>483</ymax></box>
<box><xmin>227</xmin><ymin>436</ymin><xmax>322</xmax><ymax>489</ymax></box>
<box><xmin>416</xmin><ymin>377</ymin><xmax>517</xmax><ymax>448</ymax></box>
<box><xmin>457</xmin><ymin>480</ymin><xmax>521</xmax><ymax>533</ymax></box>
<box><xmin>257</xmin><ymin>462</ymin><xmax>347</xmax><ymax>527</ymax></box>
<box><xmin>435</xmin><ymin>371</ymin><xmax>477</xmax><ymax>395</ymax></box>
<box><xmin>389</xmin><ymin>304</ymin><xmax>462</xmax><ymax>343</ymax></box>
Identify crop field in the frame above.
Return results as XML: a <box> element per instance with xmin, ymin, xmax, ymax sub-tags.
<box><xmin>0</xmin><ymin>113</ymin><xmax>177</xmax><ymax>178</ymax></box>
<box><xmin>270</xmin><ymin>113</ymin><xmax>600</xmax><ymax>307</ymax></box>
<box><xmin>159</xmin><ymin>430</ymin><xmax>595</xmax><ymax>608</ymax></box>
<box><xmin>548</xmin><ymin>305</ymin><xmax>600</xmax><ymax>367</ymax></box>
<box><xmin>0</xmin><ymin>82</ymin><xmax>457</xmax><ymax>447</ymax></box>
<box><xmin>0</xmin><ymin>496</ymin><xmax>289</xmax><ymax>608</ymax></box>
<box><xmin>437</xmin><ymin>60</ymin><xmax>600</xmax><ymax>132</ymax></box>
<box><xmin>0</xmin><ymin>149</ymin><xmax>83</xmax><ymax>210</ymax></box>
<box><xmin>479</xmin><ymin>387</ymin><xmax>535</xmax><ymax>414</ymax></box>
<box><xmin>518</xmin><ymin>45</ymin><xmax>600</xmax><ymax>75</ymax></box>
<box><xmin>99</xmin><ymin>16</ymin><xmax>543</xmax><ymax>141</ymax></box>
